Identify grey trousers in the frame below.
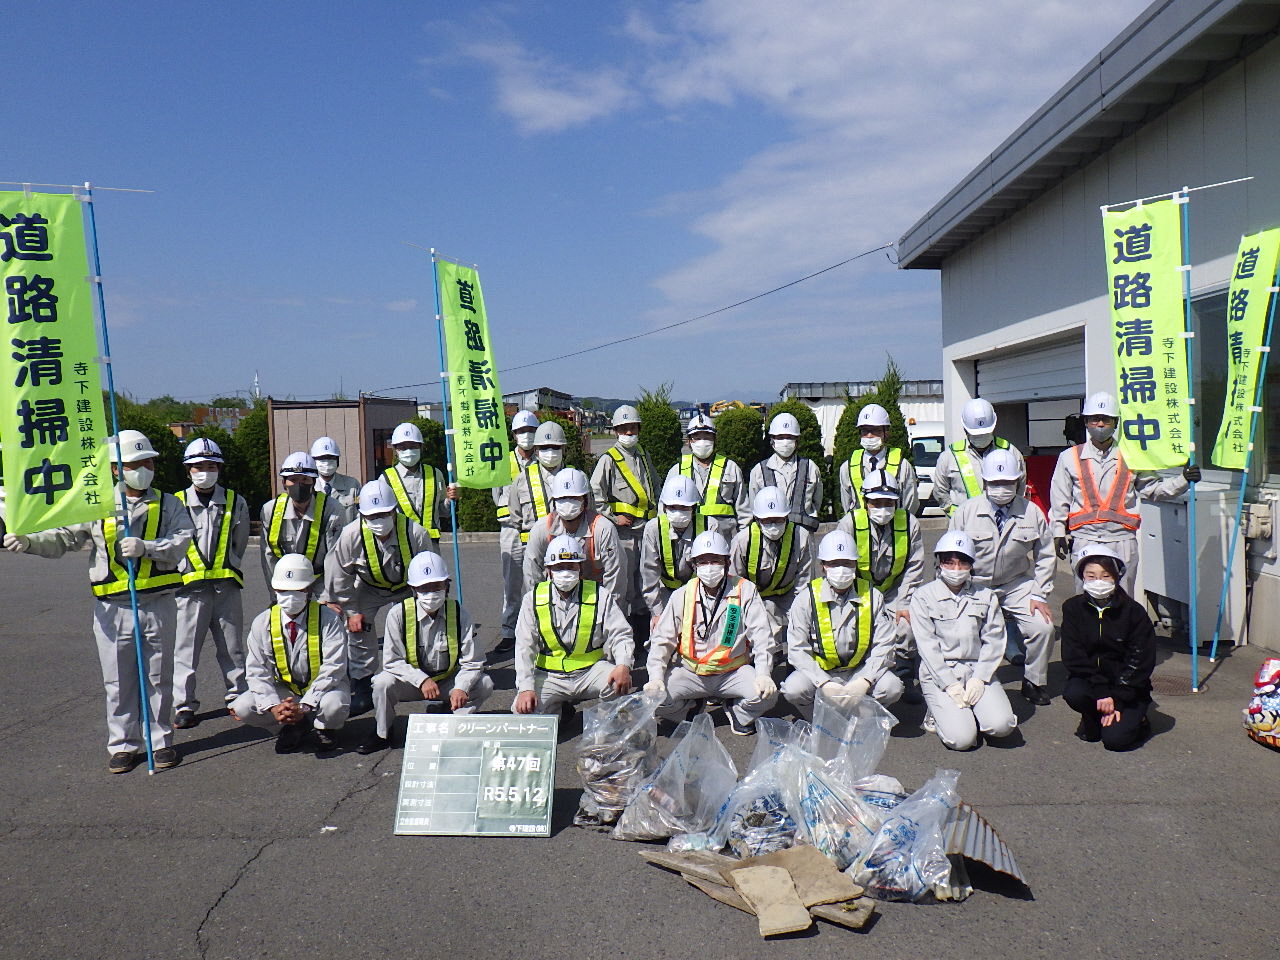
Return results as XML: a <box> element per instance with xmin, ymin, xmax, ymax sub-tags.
<box><xmin>229</xmin><ymin>683</ymin><xmax>350</xmax><ymax>732</ymax></box>
<box><xmin>615</xmin><ymin>523</ymin><xmax>644</xmax><ymax>617</ymax></box>
<box><xmin>528</xmin><ymin>660</ymin><xmax>619</xmax><ymax>714</ymax></box>
<box><xmin>371</xmin><ymin>672</ymin><xmax>495</xmax><ymax>737</ymax></box>
<box><xmin>173</xmin><ymin>581</ymin><xmax>245</xmax><ymax>715</ymax></box>
<box><xmin>500</xmin><ymin>526</ymin><xmax>525</xmax><ymax>639</ymax></box>
<box><xmin>93</xmin><ymin>595</ymin><xmax>176</xmax><ymax>756</ymax></box>
<box><xmin>920</xmin><ymin>672</ymin><xmax>1017</xmax><ymax>750</ymax></box>
<box><xmin>781</xmin><ymin>670</ymin><xmax>903</xmax><ymax>720</ymax></box>
<box><xmin>994</xmin><ymin>577</ymin><xmax>1056</xmax><ymax>686</ymax></box>
<box><xmin>659</xmin><ymin>665</ymin><xmax>777</xmax><ymax>727</ymax></box>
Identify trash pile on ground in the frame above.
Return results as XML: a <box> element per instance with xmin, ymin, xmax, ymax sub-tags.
<box><xmin>576</xmin><ymin>688</ymin><xmax>1030</xmax><ymax>938</ymax></box>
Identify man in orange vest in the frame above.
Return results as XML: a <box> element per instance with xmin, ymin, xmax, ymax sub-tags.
<box><xmin>1049</xmin><ymin>392</ymin><xmax>1199</xmax><ymax>596</ymax></box>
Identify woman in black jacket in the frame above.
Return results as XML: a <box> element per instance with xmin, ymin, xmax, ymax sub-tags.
<box><xmin>1060</xmin><ymin>544</ymin><xmax>1156</xmax><ymax>750</ymax></box>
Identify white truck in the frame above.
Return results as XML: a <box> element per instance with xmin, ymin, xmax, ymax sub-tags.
<box><xmin>907</xmin><ymin>419</ymin><xmax>945</xmax><ymax>517</ymax></box>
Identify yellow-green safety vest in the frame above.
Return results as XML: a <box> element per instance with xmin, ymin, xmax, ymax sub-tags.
<box><xmin>176</xmin><ymin>489</ymin><xmax>243</xmax><ymax>587</ymax></box>
<box><xmin>268</xmin><ymin>491</ymin><xmax>329</xmax><ymax>566</ymax></box>
<box><xmin>359</xmin><ymin>513</ymin><xmax>414</xmax><ymax>591</ymax></box>
<box><xmin>657</xmin><ymin>512</ymin><xmax>705</xmax><ymax>589</ymax></box>
<box><xmin>92</xmin><ymin>497</ymin><xmax>184</xmax><ymax>597</ymax></box>
<box><xmin>950</xmin><ymin>437</ymin><xmax>1011</xmax><ymax>504</ymax></box>
<box><xmin>745</xmin><ymin>521</ymin><xmax>798</xmax><ymax>597</ymax></box>
<box><xmin>848</xmin><ymin>447</ymin><xmax>903</xmax><ymax>505</ymax></box>
<box><xmin>520</xmin><ymin>463</ymin><xmax>552</xmax><ymax>544</ymax></box>
<box><xmin>533</xmin><ymin>579</ymin><xmax>602</xmax><ymax>672</ymax></box>
<box><xmin>809</xmin><ymin>576</ymin><xmax>874</xmax><ymax>671</ymax></box>
<box><xmin>607</xmin><ymin>447</ymin><xmax>655</xmax><ymax>520</ymax></box>
<box><xmin>401</xmin><ymin>596</ymin><xmax>461</xmax><ymax>682</ymax></box>
<box><xmin>851</xmin><ymin>507</ymin><xmax>909</xmax><ymax>593</ymax></box>
<box><xmin>383</xmin><ymin>466</ymin><xmax>440</xmax><ymax>539</ymax></box>
<box><xmin>679</xmin><ymin>453</ymin><xmax>735</xmax><ymax>517</ymax></box>
<box><xmin>270</xmin><ymin>603</ymin><xmax>323</xmax><ymax>696</ymax></box>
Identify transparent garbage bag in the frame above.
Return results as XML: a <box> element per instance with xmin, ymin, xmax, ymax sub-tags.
<box><xmin>810</xmin><ymin>685</ymin><xmax>898</xmax><ymax>786</ymax></box>
<box><xmin>695</xmin><ymin>738</ymin><xmax>799</xmax><ymax>859</ymax></box>
<box><xmin>574</xmin><ymin>691</ymin><xmax>660</xmax><ymax>827</ymax></box>
<box><xmin>776</xmin><ymin>744</ymin><xmax>885</xmax><ymax>870</ymax></box>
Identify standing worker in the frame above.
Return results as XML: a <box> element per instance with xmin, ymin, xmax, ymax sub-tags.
<box><xmin>382</xmin><ymin>421</ymin><xmax>458</xmax><ymax>547</ymax></box>
<box><xmin>1049</xmin><ymin>392</ymin><xmax>1198</xmax><ymax>596</ymax></box>
<box><xmin>950</xmin><ymin>448</ymin><xmax>1056</xmax><ymax>705</ymax></box>
<box><xmin>748</xmin><ymin>412</ymin><xmax>823</xmax><ymax>531</ymax></box>
<box><xmin>782</xmin><ymin>530</ymin><xmax>904</xmax><ymax>719</ymax></box>
<box><xmin>932</xmin><ymin>398</ymin><xmax>1025</xmax><ymax>515</ymax></box>
<box><xmin>326</xmin><ymin>479</ymin><xmax>434</xmax><ymax>717</ymax></box>
<box><xmin>493</xmin><ymin>410</ymin><xmax>540</xmax><ymax>653</ymax></box>
<box><xmin>729</xmin><ymin>486</ymin><xmax>815</xmax><ymax>649</ymax></box>
<box><xmin>523</xmin><ymin>468</ymin><xmax>624</xmax><ymax>600</ymax></box>
<box><xmin>839</xmin><ymin>403</ymin><xmax>919</xmax><ymax>515</ymax></box>
<box><xmin>639</xmin><ymin>475</ymin><xmax>704</xmax><ymax>630</ymax></box>
<box><xmin>260</xmin><ymin>452</ymin><xmax>345</xmax><ymax>603</ymax></box>
<box><xmin>513</xmin><ymin>535</ymin><xmax>634</xmax><ymax>716</ymax></box>
<box><xmin>311</xmin><ymin>436</ymin><xmax>361</xmax><ymax>523</ymax></box>
<box><xmin>5</xmin><ymin>430</ymin><xmax>194</xmax><ymax>773</ymax></box>
<box><xmin>512</xmin><ymin>420</ymin><xmax>567</xmax><ymax>551</ymax></box>
<box><xmin>172</xmin><ymin>437</ymin><xmax>251</xmax><ymax>730</ymax></box>
<box><xmin>665</xmin><ymin>413</ymin><xmax>750</xmax><ymax>542</ymax></box>
<box><xmin>591</xmin><ymin>404</ymin><xmax>658</xmax><ymax>622</ymax></box>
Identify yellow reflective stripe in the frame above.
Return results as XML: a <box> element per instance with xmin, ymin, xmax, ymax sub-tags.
<box><xmin>951</xmin><ymin>441</ymin><xmax>982</xmax><ymax>499</ymax></box>
<box><xmin>270</xmin><ymin>603</ymin><xmax>322</xmax><ymax>696</ymax></box>
<box><xmin>496</xmin><ymin>505</ymin><xmax>511</xmax><ymax>519</ymax></box>
<box><xmin>849</xmin><ymin>447</ymin><xmax>904</xmax><ymax>502</ymax></box>
<box><xmin>810</xmin><ymin>577</ymin><xmax>873</xmax><ymax>670</ymax></box>
<box><xmin>527</xmin><ymin>464</ymin><xmax>550</xmax><ymax>519</ymax></box>
<box><xmin>533</xmin><ymin>579</ymin><xmax>602</xmax><ymax>672</ymax></box>
<box><xmin>92</xmin><ymin>497</ymin><xmax>183</xmax><ymax>596</ymax></box>
<box><xmin>177</xmin><ymin>489</ymin><xmax>243</xmax><ymax>586</ymax></box>
<box><xmin>746</xmin><ymin>521</ymin><xmax>797</xmax><ymax>597</ymax></box>
<box><xmin>852</xmin><ymin>508</ymin><xmax>908</xmax><ymax>592</ymax></box>
<box><xmin>268</xmin><ymin>492</ymin><xmax>326</xmax><ymax>564</ymax></box>
<box><xmin>384</xmin><ymin>467</ymin><xmax>439</xmax><ymax>538</ymax></box>
<box><xmin>403</xmin><ymin>597</ymin><xmax>461</xmax><ymax>681</ymax></box>
<box><xmin>607</xmin><ymin>448</ymin><xmax>654</xmax><ymax>519</ymax></box>
<box><xmin>679</xmin><ymin>454</ymin><xmax>734</xmax><ymax>516</ymax></box>
<box><xmin>657</xmin><ymin>514</ymin><xmax>685</xmax><ymax>589</ymax></box>
<box><xmin>360</xmin><ymin>513</ymin><xmax>412</xmax><ymax>591</ymax></box>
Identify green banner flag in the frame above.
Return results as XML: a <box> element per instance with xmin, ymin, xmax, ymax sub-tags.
<box><xmin>1210</xmin><ymin>229</ymin><xmax>1280</xmax><ymax>470</ymax></box>
<box><xmin>0</xmin><ymin>192</ymin><xmax>112</xmax><ymax>535</ymax></box>
<box><xmin>436</xmin><ymin>259</ymin><xmax>512</xmax><ymax>490</ymax></box>
<box><xmin>1103</xmin><ymin>196</ymin><xmax>1190</xmax><ymax>471</ymax></box>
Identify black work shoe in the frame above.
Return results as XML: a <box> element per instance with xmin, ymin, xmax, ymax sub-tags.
<box><xmin>173</xmin><ymin>710</ymin><xmax>199</xmax><ymax>730</ymax></box>
<box><xmin>1074</xmin><ymin>718</ymin><xmax>1102</xmax><ymax>743</ymax></box>
<box><xmin>357</xmin><ymin>734</ymin><xmax>390</xmax><ymax>755</ymax></box>
<box><xmin>275</xmin><ymin>723</ymin><xmax>306</xmax><ymax>754</ymax></box>
<box><xmin>312</xmin><ymin>728</ymin><xmax>339</xmax><ymax>753</ymax></box>
<box><xmin>153</xmin><ymin>747</ymin><xmax>180</xmax><ymax>769</ymax></box>
<box><xmin>727</xmin><ymin>712</ymin><xmax>755</xmax><ymax>736</ymax></box>
<box><xmin>108</xmin><ymin>752</ymin><xmax>140</xmax><ymax>774</ymax></box>
<box><xmin>1021</xmin><ymin>681</ymin><xmax>1051</xmax><ymax>706</ymax></box>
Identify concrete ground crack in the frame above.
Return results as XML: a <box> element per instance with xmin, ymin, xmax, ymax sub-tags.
<box><xmin>194</xmin><ymin>837</ymin><xmax>278</xmax><ymax>960</ymax></box>
<box><xmin>317</xmin><ymin>751</ymin><xmax>393</xmax><ymax>825</ymax></box>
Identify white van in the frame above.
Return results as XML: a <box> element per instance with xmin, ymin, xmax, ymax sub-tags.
<box><xmin>907</xmin><ymin>420</ymin><xmax>945</xmax><ymax>517</ymax></box>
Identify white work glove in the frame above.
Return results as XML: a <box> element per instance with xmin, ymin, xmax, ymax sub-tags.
<box><xmin>3</xmin><ymin>533</ymin><xmax>30</xmax><ymax>553</ymax></box>
<box><xmin>119</xmin><ymin>537</ymin><xmax>146</xmax><ymax>559</ymax></box>
<box><xmin>945</xmin><ymin>682</ymin><xmax>967</xmax><ymax>708</ymax></box>
<box><xmin>754</xmin><ymin>673</ymin><xmax>778</xmax><ymax>699</ymax></box>
<box><xmin>643</xmin><ymin>678</ymin><xmax>666</xmax><ymax>699</ymax></box>
<box><xmin>842</xmin><ymin>677</ymin><xmax>872</xmax><ymax>700</ymax></box>
<box><xmin>963</xmin><ymin>676</ymin><xmax>986</xmax><ymax>707</ymax></box>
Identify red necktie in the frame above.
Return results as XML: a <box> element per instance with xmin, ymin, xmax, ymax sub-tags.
<box><xmin>288</xmin><ymin>621</ymin><xmax>298</xmax><ymax>644</ymax></box>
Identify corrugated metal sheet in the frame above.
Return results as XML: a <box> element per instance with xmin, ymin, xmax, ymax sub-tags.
<box><xmin>975</xmin><ymin>339</ymin><xmax>1085</xmax><ymax>403</ymax></box>
<box><xmin>945</xmin><ymin>802</ymin><xmax>1029</xmax><ymax>889</ymax></box>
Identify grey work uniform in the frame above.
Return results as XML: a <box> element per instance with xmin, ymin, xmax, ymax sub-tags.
<box><xmin>932</xmin><ymin>440</ymin><xmax>1026</xmax><ymax>515</ymax></box>
<box><xmin>591</xmin><ymin>444</ymin><xmax>658</xmax><ymax>617</ymax></box>
<box><xmin>839</xmin><ymin>449</ymin><xmax>920</xmax><ymax>515</ymax></box>
<box><xmin>836</xmin><ymin>507</ymin><xmax>925</xmax><ymax>654</ymax></box>
<box><xmin>748</xmin><ymin>454</ymin><xmax>824</xmax><ymax>530</ymax></box>
<box><xmin>664</xmin><ymin>456</ymin><xmax>750</xmax><ymax>542</ymax></box>
<box><xmin>523</xmin><ymin>510</ymin><xmax>625</xmax><ymax>601</ymax></box>
<box><xmin>494</xmin><ymin>447</ymin><xmax>535</xmax><ymax>640</ymax></box>
<box><xmin>259</xmin><ymin>493</ymin><xmax>345</xmax><ymax>603</ymax></box>
<box><xmin>317</xmin><ymin>471</ymin><xmax>361</xmax><ymax>524</ymax></box>
<box><xmin>728</xmin><ymin>522</ymin><xmax>815</xmax><ymax>644</ymax></box>
<box><xmin>638</xmin><ymin>515</ymin><xmax>698</xmax><ymax>621</ymax></box>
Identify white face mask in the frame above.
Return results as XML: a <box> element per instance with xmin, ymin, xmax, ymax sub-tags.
<box><xmin>314</xmin><ymin>457</ymin><xmax>338</xmax><ymax>478</ymax></box>
<box><xmin>696</xmin><ymin>562</ymin><xmax>725</xmax><ymax>589</ymax></box>
<box><xmin>665</xmin><ymin>507</ymin><xmax>693</xmax><ymax>531</ymax></box>
<box><xmin>190</xmin><ymin>469</ymin><xmax>218</xmax><ymax>491</ymax></box>
<box><xmin>550</xmin><ymin>568</ymin><xmax>581</xmax><ymax>592</ymax></box>
<box><xmin>759</xmin><ymin>520</ymin><xmax>787</xmax><ymax>541</ymax></box>
<box><xmin>515</xmin><ymin>432</ymin><xmax>536</xmax><ymax>451</ymax></box>
<box><xmin>968</xmin><ymin>430</ymin><xmax>994</xmax><ymax>450</ymax></box>
<box><xmin>123</xmin><ymin>466</ymin><xmax>154</xmax><ymax>491</ymax></box>
<box><xmin>772</xmin><ymin>438</ymin><xmax>797</xmax><ymax>458</ymax></box>
<box><xmin>364</xmin><ymin>515</ymin><xmax>395</xmax><ymax>537</ymax></box>
<box><xmin>860</xmin><ymin>436</ymin><xmax>883</xmax><ymax>453</ymax></box>
<box><xmin>868</xmin><ymin>505</ymin><xmax>896</xmax><ymax>526</ymax></box>
<box><xmin>555</xmin><ymin>498</ymin><xmax>584</xmax><ymax>521</ymax></box>
<box><xmin>939</xmin><ymin>567</ymin><xmax>970</xmax><ymax>588</ymax></box>
<box><xmin>538</xmin><ymin>448</ymin><xmax>563</xmax><ymax>469</ymax></box>
<box><xmin>396</xmin><ymin>448</ymin><xmax>422</xmax><ymax>468</ymax></box>
<box><xmin>616</xmin><ymin>433</ymin><xmax>640</xmax><ymax>450</ymax></box>
<box><xmin>690</xmin><ymin>439</ymin><xmax>714</xmax><ymax>460</ymax></box>
<box><xmin>1087</xmin><ymin>425</ymin><xmax>1115</xmax><ymax>445</ymax></box>
<box><xmin>987</xmin><ymin>485</ymin><xmax>1016</xmax><ymax>506</ymax></box>
<box><xmin>276</xmin><ymin>591</ymin><xmax>308</xmax><ymax>617</ymax></box>
<box><xmin>416</xmin><ymin>590</ymin><xmax>446</xmax><ymax>615</ymax></box>
<box><xmin>825</xmin><ymin>566</ymin><xmax>856</xmax><ymax>590</ymax></box>
<box><xmin>1083</xmin><ymin>578</ymin><xmax>1116</xmax><ymax>602</ymax></box>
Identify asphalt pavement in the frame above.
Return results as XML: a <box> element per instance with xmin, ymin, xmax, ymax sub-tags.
<box><xmin>1</xmin><ymin>527</ymin><xmax>1277</xmax><ymax>960</ymax></box>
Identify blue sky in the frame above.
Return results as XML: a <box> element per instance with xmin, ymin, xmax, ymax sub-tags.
<box><xmin>7</xmin><ymin>1</ymin><xmax>1151</xmax><ymax>406</ymax></box>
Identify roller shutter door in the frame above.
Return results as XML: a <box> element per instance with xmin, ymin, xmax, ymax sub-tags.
<box><xmin>975</xmin><ymin>338</ymin><xmax>1085</xmax><ymax>402</ymax></box>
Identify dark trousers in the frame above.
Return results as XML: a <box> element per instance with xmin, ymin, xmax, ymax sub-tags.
<box><xmin>1063</xmin><ymin>677</ymin><xmax>1149</xmax><ymax>750</ymax></box>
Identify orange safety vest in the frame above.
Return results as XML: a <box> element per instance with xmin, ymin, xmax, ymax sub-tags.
<box><xmin>1067</xmin><ymin>447</ymin><xmax>1141</xmax><ymax>531</ymax></box>
<box><xmin>678</xmin><ymin>578</ymin><xmax>749</xmax><ymax>675</ymax></box>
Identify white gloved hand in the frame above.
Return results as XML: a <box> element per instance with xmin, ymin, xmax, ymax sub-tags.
<box><xmin>964</xmin><ymin>676</ymin><xmax>986</xmax><ymax>707</ymax></box>
<box><xmin>643</xmin><ymin>678</ymin><xmax>666</xmax><ymax>699</ymax></box>
<box><xmin>754</xmin><ymin>674</ymin><xmax>778</xmax><ymax>699</ymax></box>
<box><xmin>119</xmin><ymin>537</ymin><xmax>146</xmax><ymax>559</ymax></box>
<box><xmin>945</xmin><ymin>682</ymin><xmax>967</xmax><ymax>708</ymax></box>
<box><xmin>3</xmin><ymin>533</ymin><xmax>30</xmax><ymax>553</ymax></box>
<box><xmin>843</xmin><ymin>677</ymin><xmax>872</xmax><ymax>700</ymax></box>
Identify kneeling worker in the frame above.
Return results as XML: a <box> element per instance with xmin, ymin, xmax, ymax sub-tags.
<box><xmin>514</xmin><ymin>535</ymin><xmax>634</xmax><ymax>716</ymax></box>
<box><xmin>231</xmin><ymin>554</ymin><xmax>349</xmax><ymax>754</ymax></box>
<box><xmin>360</xmin><ymin>551</ymin><xmax>494</xmax><ymax>754</ymax></box>
<box><xmin>783</xmin><ymin>530</ymin><xmax>903</xmax><ymax>719</ymax></box>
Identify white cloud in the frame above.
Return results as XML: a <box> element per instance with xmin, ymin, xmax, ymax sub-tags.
<box><xmin>385</xmin><ymin>298</ymin><xmax>418</xmax><ymax>312</ymax></box>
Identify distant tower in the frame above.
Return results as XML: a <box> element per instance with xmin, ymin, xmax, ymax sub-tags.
<box><xmin>252</xmin><ymin>371</ymin><xmax>261</xmax><ymax>403</ymax></box>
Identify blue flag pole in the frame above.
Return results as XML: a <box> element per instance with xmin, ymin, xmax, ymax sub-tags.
<box><xmin>83</xmin><ymin>182</ymin><xmax>157</xmax><ymax>773</ymax></box>
<box><xmin>1177</xmin><ymin>189</ymin><xmax>1201</xmax><ymax>693</ymax></box>
<box><xmin>1209</xmin><ymin>263</ymin><xmax>1280</xmax><ymax>662</ymax></box>
<box><xmin>430</xmin><ymin>249</ymin><xmax>465</xmax><ymax>605</ymax></box>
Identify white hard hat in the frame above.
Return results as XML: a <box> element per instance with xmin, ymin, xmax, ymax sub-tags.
<box><xmin>310</xmin><ymin>436</ymin><xmax>341</xmax><ymax>459</ymax></box>
<box><xmin>271</xmin><ymin>553</ymin><xmax>316</xmax><ymax>590</ymax></box>
<box><xmin>544</xmin><ymin>533</ymin><xmax>585</xmax><ymax>566</ymax></box>
<box><xmin>279</xmin><ymin>451</ymin><xmax>318</xmax><ymax>477</ymax></box>
<box><xmin>690</xmin><ymin>529</ymin><xmax>730</xmax><ymax>559</ymax></box>
<box><xmin>934</xmin><ymin>530</ymin><xmax>976</xmax><ymax>561</ymax></box>
<box><xmin>685</xmin><ymin>413</ymin><xmax>717</xmax><ymax>436</ymax></box>
<box><xmin>407</xmin><ymin>551</ymin><xmax>450</xmax><ymax>587</ymax></box>
<box><xmin>857</xmin><ymin>404</ymin><xmax>891</xmax><ymax>428</ymax></box>
<box><xmin>862</xmin><ymin>469</ymin><xmax>900</xmax><ymax>500</ymax></box>
<box><xmin>752</xmin><ymin>486</ymin><xmax>789</xmax><ymax>520</ymax></box>
<box><xmin>551</xmin><ymin>467</ymin><xmax>589</xmax><ymax>499</ymax></box>
<box><xmin>818</xmin><ymin>530</ymin><xmax>858</xmax><ymax>563</ymax></box>
<box><xmin>768</xmin><ymin>412</ymin><xmax>800</xmax><ymax>437</ymax></box>
<box><xmin>961</xmin><ymin>398</ymin><xmax>997</xmax><ymax>433</ymax></box>
<box><xmin>1073</xmin><ymin>542</ymin><xmax>1127</xmax><ymax>579</ymax></box>
<box><xmin>1082</xmin><ymin>392</ymin><xmax>1119</xmax><ymax>418</ymax></box>
<box><xmin>661</xmin><ymin>474</ymin><xmax>700</xmax><ymax>507</ymax></box>
<box><xmin>183</xmin><ymin>437</ymin><xmax>223</xmax><ymax>464</ymax></box>
<box><xmin>980</xmin><ymin>448</ymin><xmax>1023</xmax><ymax>482</ymax></box>
<box><xmin>358</xmin><ymin>479</ymin><xmax>396</xmax><ymax>516</ymax></box>
<box><xmin>391</xmin><ymin>422</ymin><xmax>424</xmax><ymax>446</ymax></box>
<box><xmin>534</xmin><ymin>421</ymin><xmax>567</xmax><ymax>447</ymax></box>
<box><xmin>612</xmin><ymin>404</ymin><xmax>641</xmax><ymax>428</ymax></box>
<box><xmin>109</xmin><ymin>430</ymin><xmax>159</xmax><ymax>465</ymax></box>
<box><xmin>512</xmin><ymin>410</ymin><xmax>540</xmax><ymax>432</ymax></box>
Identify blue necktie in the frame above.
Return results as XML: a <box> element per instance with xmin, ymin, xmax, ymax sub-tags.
<box><xmin>995</xmin><ymin>506</ymin><xmax>1008</xmax><ymax>533</ymax></box>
